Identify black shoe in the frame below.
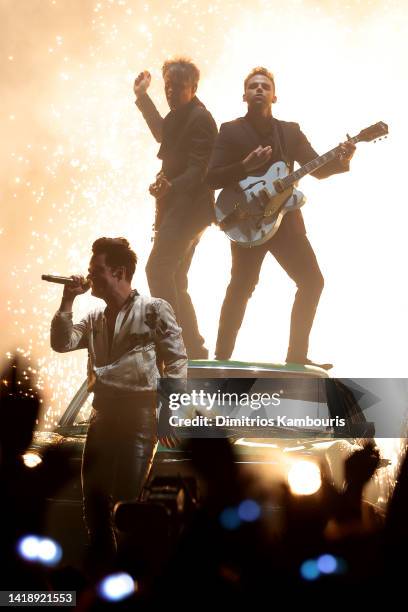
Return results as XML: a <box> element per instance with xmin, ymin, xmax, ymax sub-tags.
<box><xmin>286</xmin><ymin>357</ymin><xmax>333</xmax><ymax>371</ymax></box>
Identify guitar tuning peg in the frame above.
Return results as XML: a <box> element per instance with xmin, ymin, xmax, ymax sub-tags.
<box><xmin>346</xmin><ymin>133</ymin><xmax>351</xmax><ymax>140</ymax></box>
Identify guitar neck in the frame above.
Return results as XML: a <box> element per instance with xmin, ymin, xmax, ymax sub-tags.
<box><xmin>277</xmin><ymin>135</ymin><xmax>360</xmax><ymax>191</ymax></box>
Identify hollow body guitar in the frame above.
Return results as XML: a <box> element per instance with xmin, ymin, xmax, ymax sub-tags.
<box><xmin>215</xmin><ymin>121</ymin><xmax>388</xmax><ymax>248</ymax></box>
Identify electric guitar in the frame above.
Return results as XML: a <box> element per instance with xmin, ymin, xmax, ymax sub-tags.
<box><xmin>215</xmin><ymin>121</ymin><xmax>388</xmax><ymax>247</ymax></box>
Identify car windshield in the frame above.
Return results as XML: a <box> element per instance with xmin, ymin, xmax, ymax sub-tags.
<box><xmin>62</xmin><ymin>370</ymin><xmax>369</xmax><ymax>439</ymax></box>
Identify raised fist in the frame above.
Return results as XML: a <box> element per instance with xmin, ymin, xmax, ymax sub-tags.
<box><xmin>133</xmin><ymin>70</ymin><xmax>151</xmax><ymax>98</ymax></box>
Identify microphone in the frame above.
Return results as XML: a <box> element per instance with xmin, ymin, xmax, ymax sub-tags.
<box><xmin>41</xmin><ymin>274</ymin><xmax>90</xmax><ymax>288</ymax></box>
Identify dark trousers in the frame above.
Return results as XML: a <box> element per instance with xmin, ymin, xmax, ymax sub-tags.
<box><xmin>146</xmin><ymin>196</ymin><xmax>211</xmax><ymax>358</ymax></box>
<box><xmin>215</xmin><ymin>230</ymin><xmax>324</xmax><ymax>362</ymax></box>
<box><xmin>81</xmin><ymin>399</ymin><xmax>157</xmax><ymax>567</ymax></box>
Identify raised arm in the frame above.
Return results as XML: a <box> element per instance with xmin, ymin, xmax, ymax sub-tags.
<box><xmin>134</xmin><ymin>71</ymin><xmax>164</xmax><ymax>143</ymax></box>
<box><xmin>50</xmin><ymin>275</ymin><xmax>90</xmax><ymax>352</ymax></box>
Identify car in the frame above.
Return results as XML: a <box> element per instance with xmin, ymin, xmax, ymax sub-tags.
<box><xmin>25</xmin><ymin>360</ymin><xmax>394</xmax><ymax>566</ymax></box>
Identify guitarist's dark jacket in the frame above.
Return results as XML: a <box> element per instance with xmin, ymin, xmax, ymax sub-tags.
<box><xmin>207</xmin><ymin>115</ymin><xmax>350</xmax><ymax>235</ymax></box>
<box><xmin>136</xmin><ymin>93</ymin><xmax>218</xmax><ymax>228</ymax></box>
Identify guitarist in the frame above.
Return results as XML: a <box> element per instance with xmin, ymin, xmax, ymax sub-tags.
<box><xmin>134</xmin><ymin>58</ymin><xmax>218</xmax><ymax>358</ymax></box>
<box><xmin>207</xmin><ymin>67</ymin><xmax>356</xmax><ymax>368</ymax></box>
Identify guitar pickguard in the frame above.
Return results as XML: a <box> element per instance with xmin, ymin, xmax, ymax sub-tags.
<box><xmin>215</xmin><ymin>161</ymin><xmax>305</xmax><ymax>247</ymax></box>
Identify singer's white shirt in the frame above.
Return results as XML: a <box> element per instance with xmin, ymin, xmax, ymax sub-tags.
<box><xmin>50</xmin><ymin>290</ymin><xmax>187</xmax><ymax>406</ymax></box>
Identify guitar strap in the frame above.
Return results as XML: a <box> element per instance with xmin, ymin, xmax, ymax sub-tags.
<box><xmin>274</xmin><ymin>120</ymin><xmax>292</xmax><ymax>171</ymax></box>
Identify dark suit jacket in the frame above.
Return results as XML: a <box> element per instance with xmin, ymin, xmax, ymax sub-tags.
<box><xmin>207</xmin><ymin>116</ymin><xmax>349</xmax><ymax>235</ymax></box>
<box><xmin>136</xmin><ymin>94</ymin><xmax>218</xmax><ymax>226</ymax></box>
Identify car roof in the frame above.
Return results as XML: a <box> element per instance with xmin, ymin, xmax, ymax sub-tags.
<box><xmin>188</xmin><ymin>360</ymin><xmax>329</xmax><ymax>378</ymax></box>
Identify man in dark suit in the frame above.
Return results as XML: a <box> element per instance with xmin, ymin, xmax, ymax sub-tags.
<box><xmin>134</xmin><ymin>58</ymin><xmax>218</xmax><ymax>359</ymax></box>
<box><xmin>207</xmin><ymin>67</ymin><xmax>356</xmax><ymax>368</ymax></box>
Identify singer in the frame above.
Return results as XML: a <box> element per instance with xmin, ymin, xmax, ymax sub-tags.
<box><xmin>50</xmin><ymin>237</ymin><xmax>187</xmax><ymax>572</ymax></box>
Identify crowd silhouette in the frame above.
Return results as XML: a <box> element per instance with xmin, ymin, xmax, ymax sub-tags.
<box><xmin>0</xmin><ymin>355</ymin><xmax>406</xmax><ymax>608</ymax></box>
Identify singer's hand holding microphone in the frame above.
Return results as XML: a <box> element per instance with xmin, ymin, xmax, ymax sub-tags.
<box><xmin>42</xmin><ymin>274</ymin><xmax>91</xmax><ymax>311</ymax></box>
<box><xmin>60</xmin><ymin>276</ymin><xmax>90</xmax><ymax>312</ymax></box>
<box><xmin>62</xmin><ymin>275</ymin><xmax>91</xmax><ymax>298</ymax></box>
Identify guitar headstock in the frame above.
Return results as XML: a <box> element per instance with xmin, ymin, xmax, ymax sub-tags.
<box><xmin>357</xmin><ymin>121</ymin><xmax>388</xmax><ymax>143</ymax></box>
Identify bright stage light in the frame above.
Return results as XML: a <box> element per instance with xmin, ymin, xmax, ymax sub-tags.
<box><xmin>317</xmin><ymin>554</ymin><xmax>337</xmax><ymax>574</ymax></box>
<box><xmin>17</xmin><ymin>535</ymin><xmax>41</xmax><ymax>561</ymax></box>
<box><xmin>37</xmin><ymin>538</ymin><xmax>62</xmax><ymax>566</ymax></box>
<box><xmin>98</xmin><ymin>573</ymin><xmax>136</xmax><ymax>602</ymax></box>
<box><xmin>22</xmin><ymin>452</ymin><xmax>42</xmax><ymax>468</ymax></box>
<box><xmin>17</xmin><ymin>535</ymin><xmax>62</xmax><ymax>566</ymax></box>
<box><xmin>287</xmin><ymin>460</ymin><xmax>322</xmax><ymax>496</ymax></box>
